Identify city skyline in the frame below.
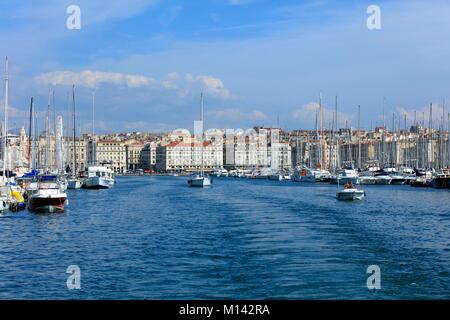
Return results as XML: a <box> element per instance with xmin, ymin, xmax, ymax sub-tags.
<box><xmin>1</xmin><ymin>0</ymin><xmax>450</xmax><ymax>133</ymax></box>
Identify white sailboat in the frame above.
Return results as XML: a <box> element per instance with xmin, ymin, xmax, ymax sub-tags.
<box><xmin>188</xmin><ymin>93</ymin><xmax>212</xmax><ymax>188</ymax></box>
<box><xmin>67</xmin><ymin>85</ymin><xmax>82</xmax><ymax>189</ymax></box>
<box><xmin>0</xmin><ymin>57</ymin><xmax>12</xmax><ymax>213</ymax></box>
<box><xmin>84</xmin><ymin>90</ymin><xmax>116</xmax><ymax>189</ymax></box>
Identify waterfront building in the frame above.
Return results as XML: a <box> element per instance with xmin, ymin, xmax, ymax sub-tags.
<box><xmin>139</xmin><ymin>142</ymin><xmax>158</xmax><ymax>171</ymax></box>
<box><xmin>124</xmin><ymin>140</ymin><xmax>145</xmax><ymax>172</ymax></box>
<box><xmin>64</xmin><ymin>137</ymin><xmax>89</xmax><ymax>174</ymax></box>
<box><xmin>155</xmin><ymin>140</ymin><xmax>223</xmax><ymax>172</ymax></box>
<box><xmin>95</xmin><ymin>140</ymin><xmax>127</xmax><ymax>173</ymax></box>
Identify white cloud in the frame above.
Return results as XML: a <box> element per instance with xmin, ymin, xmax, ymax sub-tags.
<box><xmin>191</xmin><ymin>74</ymin><xmax>233</xmax><ymax>100</ymax></box>
<box><xmin>35</xmin><ymin>70</ymin><xmax>233</xmax><ymax>100</ymax></box>
<box><xmin>36</xmin><ymin>70</ymin><xmax>156</xmax><ymax>88</ymax></box>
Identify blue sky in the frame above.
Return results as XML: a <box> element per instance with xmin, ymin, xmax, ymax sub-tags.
<box><xmin>1</xmin><ymin>0</ymin><xmax>450</xmax><ymax>133</ymax></box>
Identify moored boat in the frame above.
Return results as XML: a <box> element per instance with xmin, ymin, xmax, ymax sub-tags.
<box><xmin>84</xmin><ymin>166</ymin><xmax>115</xmax><ymax>189</ymax></box>
<box><xmin>293</xmin><ymin>167</ymin><xmax>331</xmax><ymax>183</ymax></box>
<box><xmin>67</xmin><ymin>178</ymin><xmax>83</xmax><ymax>189</ymax></box>
<box><xmin>431</xmin><ymin>170</ymin><xmax>450</xmax><ymax>189</ymax></box>
<box><xmin>28</xmin><ymin>175</ymin><xmax>67</xmax><ymax>213</ymax></box>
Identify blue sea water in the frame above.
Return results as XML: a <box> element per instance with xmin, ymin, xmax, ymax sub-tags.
<box><xmin>0</xmin><ymin>176</ymin><xmax>449</xmax><ymax>299</ymax></box>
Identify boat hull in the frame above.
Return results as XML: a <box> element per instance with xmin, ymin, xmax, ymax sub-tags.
<box><xmin>67</xmin><ymin>179</ymin><xmax>83</xmax><ymax>189</ymax></box>
<box><xmin>390</xmin><ymin>177</ymin><xmax>406</xmax><ymax>185</ymax></box>
<box><xmin>336</xmin><ymin>190</ymin><xmax>365</xmax><ymax>201</ymax></box>
<box><xmin>375</xmin><ymin>176</ymin><xmax>392</xmax><ymax>185</ymax></box>
<box><xmin>0</xmin><ymin>199</ymin><xmax>9</xmax><ymax>213</ymax></box>
<box><xmin>28</xmin><ymin>197</ymin><xmax>66</xmax><ymax>213</ymax></box>
<box><xmin>268</xmin><ymin>175</ymin><xmax>283</xmax><ymax>181</ymax></box>
<box><xmin>188</xmin><ymin>177</ymin><xmax>212</xmax><ymax>187</ymax></box>
<box><xmin>359</xmin><ymin>177</ymin><xmax>377</xmax><ymax>185</ymax></box>
<box><xmin>431</xmin><ymin>177</ymin><xmax>450</xmax><ymax>189</ymax></box>
<box><xmin>84</xmin><ymin>177</ymin><xmax>114</xmax><ymax>189</ymax></box>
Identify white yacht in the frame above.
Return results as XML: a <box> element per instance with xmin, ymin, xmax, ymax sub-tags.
<box><xmin>359</xmin><ymin>171</ymin><xmax>377</xmax><ymax>185</ymax></box>
<box><xmin>389</xmin><ymin>172</ymin><xmax>406</xmax><ymax>185</ymax></box>
<box><xmin>188</xmin><ymin>174</ymin><xmax>212</xmax><ymax>187</ymax></box>
<box><xmin>375</xmin><ymin>174</ymin><xmax>392</xmax><ymax>185</ymax></box>
<box><xmin>84</xmin><ymin>166</ymin><xmax>115</xmax><ymax>189</ymax></box>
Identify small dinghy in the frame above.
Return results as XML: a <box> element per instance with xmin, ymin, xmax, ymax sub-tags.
<box><xmin>337</xmin><ymin>183</ymin><xmax>366</xmax><ymax>201</ymax></box>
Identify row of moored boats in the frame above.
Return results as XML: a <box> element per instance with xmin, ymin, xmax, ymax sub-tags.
<box><xmin>0</xmin><ymin>166</ymin><xmax>115</xmax><ymax>214</ymax></box>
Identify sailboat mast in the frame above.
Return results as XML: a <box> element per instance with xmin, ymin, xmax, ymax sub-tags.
<box><xmin>200</xmin><ymin>92</ymin><xmax>204</xmax><ymax>176</ymax></box>
<box><xmin>72</xmin><ymin>85</ymin><xmax>76</xmax><ymax>177</ymax></box>
<box><xmin>3</xmin><ymin>57</ymin><xmax>8</xmax><ymax>179</ymax></box>
<box><xmin>28</xmin><ymin>97</ymin><xmax>33</xmax><ymax>170</ymax></box>
<box><xmin>32</xmin><ymin>107</ymin><xmax>37</xmax><ymax>170</ymax></box>
<box><xmin>92</xmin><ymin>90</ymin><xmax>96</xmax><ymax>166</ymax></box>
<box><xmin>358</xmin><ymin>105</ymin><xmax>361</xmax><ymax>170</ymax></box>
<box><xmin>320</xmin><ymin>93</ymin><xmax>325</xmax><ymax>169</ymax></box>
<box><xmin>335</xmin><ymin>96</ymin><xmax>339</xmax><ymax>171</ymax></box>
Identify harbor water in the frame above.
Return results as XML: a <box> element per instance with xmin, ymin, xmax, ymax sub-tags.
<box><xmin>0</xmin><ymin>176</ymin><xmax>450</xmax><ymax>299</ymax></box>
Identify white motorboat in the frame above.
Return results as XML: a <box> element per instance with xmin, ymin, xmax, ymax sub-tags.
<box><xmin>28</xmin><ymin>175</ymin><xmax>68</xmax><ymax>213</ymax></box>
<box><xmin>336</xmin><ymin>183</ymin><xmax>366</xmax><ymax>201</ymax></box>
<box><xmin>359</xmin><ymin>172</ymin><xmax>377</xmax><ymax>185</ymax></box>
<box><xmin>67</xmin><ymin>178</ymin><xmax>83</xmax><ymax>189</ymax></box>
<box><xmin>389</xmin><ymin>172</ymin><xmax>406</xmax><ymax>185</ymax></box>
<box><xmin>84</xmin><ymin>166</ymin><xmax>115</xmax><ymax>189</ymax></box>
<box><xmin>213</xmin><ymin>169</ymin><xmax>228</xmax><ymax>177</ymax></box>
<box><xmin>375</xmin><ymin>175</ymin><xmax>392</xmax><ymax>185</ymax></box>
<box><xmin>188</xmin><ymin>174</ymin><xmax>212</xmax><ymax>187</ymax></box>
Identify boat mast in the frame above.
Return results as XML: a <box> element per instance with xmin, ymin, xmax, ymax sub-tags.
<box><xmin>200</xmin><ymin>92</ymin><xmax>204</xmax><ymax>177</ymax></box>
<box><xmin>72</xmin><ymin>85</ymin><xmax>76</xmax><ymax>177</ymax></box>
<box><xmin>28</xmin><ymin>98</ymin><xmax>33</xmax><ymax>170</ymax></box>
<box><xmin>320</xmin><ymin>93</ymin><xmax>326</xmax><ymax>170</ymax></box>
<box><xmin>45</xmin><ymin>89</ymin><xmax>51</xmax><ymax>172</ymax></box>
<box><xmin>91</xmin><ymin>89</ymin><xmax>96</xmax><ymax>166</ymax></box>
<box><xmin>52</xmin><ymin>89</ymin><xmax>56</xmax><ymax>170</ymax></box>
<box><xmin>358</xmin><ymin>105</ymin><xmax>361</xmax><ymax>170</ymax></box>
<box><xmin>335</xmin><ymin>96</ymin><xmax>339</xmax><ymax>171</ymax></box>
<box><xmin>3</xmin><ymin>57</ymin><xmax>8</xmax><ymax>180</ymax></box>
<box><xmin>32</xmin><ymin>106</ymin><xmax>37</xmax><ymax>171</ymax></box>
<box><xmin>382</xmin><ymin>97</ymin><xmax>386</xmax><ymax>167</ymax></box>
<box><xmin>429</xmin><ymin>103</ymin><xmax>433</xmax><ymax>169</ymax></box>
